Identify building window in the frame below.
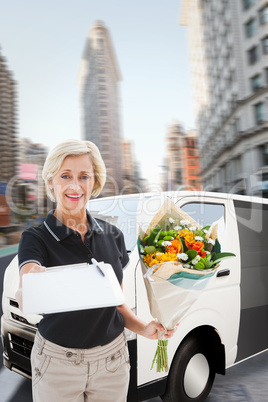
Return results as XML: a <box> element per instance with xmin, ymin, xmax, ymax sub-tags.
<box><xmin>99</xmin><ymin>85</ymin><xmax>106</xmax><ymax>91</ymax></box>
<box><xmin>251</xmin><ymin>74</ymin><xmax>263</xmax><ymax>92</ymax></box>
<box><xmin>248</xmin><ymin>46</ymin><xmax>258</xmax><ymax>64</ymax></box>
<box><xmin>245</xmin><ymin>19</ymin><xmax>256</xmax><ymax>38</ymax></box>
<box><xmin>243</xmin><ymin>0</ymin><xmax>254</xmax><ymax>10</ymax></box>
<box><xmin>254</xmin><ymin>102</ymin><xmax>266</xmax><ymax>125</ymax></box>
<box><xmin>266</xmin><ymin>67</ymin><xmax>268</xmax><ymax>85</ymax></box>
<box><xmin>262</xmin><ymin>144</ymin><xmax>268</xmax><ymax>165</ymax></box>
<box><xmin>98</xmin><ymin>68</ymin><xmax>105</xmax><ymax>74</ymax></box>
<box><xmin>259</xmin><ymin>5</ymin><xmax>268</xmax><ymax>25</ymax></box>
<box><xmin>262</xmin><ymin>36</ymin><xmax>268</xmax><ymax>54</ymax></box>
<box><xmin>98</xmin><ymin>76</ymin><xmax>106</xmax><ymax>82</ymax></box>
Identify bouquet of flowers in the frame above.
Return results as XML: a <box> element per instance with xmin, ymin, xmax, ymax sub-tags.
<box><xmin>138</xmin><ymin>199</ymin><xmax>235</xmax><ymax>372</ymax></box>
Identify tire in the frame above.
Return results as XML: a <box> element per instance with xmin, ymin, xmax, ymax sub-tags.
<box><xmin>162</xmin><ymin>335</ymin><xmax>215</xmax><ymax>402</ymax></box>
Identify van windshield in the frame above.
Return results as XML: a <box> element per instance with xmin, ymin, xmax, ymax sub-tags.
<box><xmin>87</xmin><ymin>196</ymin><xmax>140</xmax><ymax>252</ymax></box>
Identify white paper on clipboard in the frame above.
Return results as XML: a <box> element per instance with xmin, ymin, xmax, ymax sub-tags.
<box><xmin>22</xmin><ymin>260</ymin><xmax>125</xmax><ymax>314</ymax></box>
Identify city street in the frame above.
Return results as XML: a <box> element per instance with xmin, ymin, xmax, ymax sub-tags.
<box><xmin>1</xmin><ymin>252</ymin><xmax>268</xmax><ymax>401</ymax></box>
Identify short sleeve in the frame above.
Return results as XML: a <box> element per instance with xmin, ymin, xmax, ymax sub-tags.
<box><xmin>18</xmin><ymin>229</ymin><xmax>48</xmax><ymax>270</ymax></box>
<box><xmin>118</xmin><ymin>230</ymin><xmax>129</xmax><ymax>269</ymax></box>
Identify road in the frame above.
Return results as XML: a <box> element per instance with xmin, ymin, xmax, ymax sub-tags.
<box><xmin>1</xmin><ymin>252</ymin><xmax>268</xmax><ymax>401</ymax></box>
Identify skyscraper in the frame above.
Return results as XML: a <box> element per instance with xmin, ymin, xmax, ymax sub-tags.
<box><xmin>78</xmin><ymin>21</ymin><xmax>124</xmax><ymax>196</ymax></box>
<box><xmin>0</xmin><ymin>47</ymin><xmax>18</xmax><ymax>186</ymax></box>
<box><xmin>181</xmin><ymin>0</ymin><xmax>268</xmax><ymax>196</ymax></box>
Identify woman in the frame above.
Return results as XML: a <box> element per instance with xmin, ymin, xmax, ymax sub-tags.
<box><xmin>16</xmin><ymin>139</ymin><xmax>176</xmax><ymax>402</ymax></box>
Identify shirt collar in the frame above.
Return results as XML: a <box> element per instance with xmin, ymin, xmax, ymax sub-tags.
<box><xmin>44</xmin><ymin>210</ymin><xmax>103</xmax><ymax>242</ymax></box>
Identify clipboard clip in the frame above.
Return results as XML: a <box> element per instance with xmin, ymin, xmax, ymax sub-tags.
<box><xmin>91</xmin><ymin>258</ymin><xmax>105</xmax><ymax>277</ymax></box>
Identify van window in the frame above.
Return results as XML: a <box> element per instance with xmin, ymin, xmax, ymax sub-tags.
<box><xmin>87</xmin><ymin>197</ymin><xmax>140</xmax><ymax>252</ymax></box>
<box><xmin>180</xmin><ymin>202</ymin><xmax>225</xmax><ymax>228</ymax></box>
<box><xmin>234</xmin><ymin>198</ymin><xmax>268</xmax><ymax>360</ymax></box>
<box><xmin>233</xmin><ymin>200</ymin><xmax>268</xmax><ymax>308</ymax></box>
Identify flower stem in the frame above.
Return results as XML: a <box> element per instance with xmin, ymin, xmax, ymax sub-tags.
<box><xmin>151</xmin><ymin>339</ymin><xmax>169</xmax><ymax>372</ymax></box>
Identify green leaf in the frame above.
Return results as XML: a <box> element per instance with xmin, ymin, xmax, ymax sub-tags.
<box><xmin>212</xmin><ymin>238</ymin><xmax>221</xmax><ymax>254</ymax></box>
<box><xmin>147</xmin><ymin>227</ymin><xmax>162</xmax><ymax>246</ymax></box>
<box><xmin>195</xmin><ymin>260</ymin><xmax>206</xmax><ymax>270</ymax></box>
<box><xmin>186</xmin><ymin>249</ymin><xmax>198</xmax><ymax>262</ymax></box>
<box><xmin>180</xmin><ymin>237</ymin><xmax>187</xmax><ymax>251</ymax></box>
<box><xmin>179</xmin><ymin>237</ymin><xmax>185</xmax><ymax>252</ymax></box>
<box><xmin>212</xmin><ymin>252</ymin><xmax>236</xmax><ymax>266</ymax></box>
<box><xmin>204</xmin><ymin>255</ymin><xmax>214</xmax><ymax>268</ymax></box>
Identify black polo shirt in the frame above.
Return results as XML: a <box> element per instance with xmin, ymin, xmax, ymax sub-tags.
<box><xmin>18</xmin><ymin>210</ymin><xmax>129</xmax><ymax>348</ymax></box>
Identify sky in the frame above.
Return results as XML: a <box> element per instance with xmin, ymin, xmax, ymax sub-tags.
<box><xmin>0</xmin><ymin>0</ymin><xmax>195</xmax><ymax>185</ymax></box>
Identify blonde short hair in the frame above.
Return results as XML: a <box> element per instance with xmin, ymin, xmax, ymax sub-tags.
<box><xmin>42</xmin><ymin>139</ymin><xmax>106</xmax><ymax>202</ymax></box>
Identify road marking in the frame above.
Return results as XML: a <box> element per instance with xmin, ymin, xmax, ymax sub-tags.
<box><xmin>0</xmin><ymin>366</ymin><xmax>26</xmax><ymax>401</ymax></box>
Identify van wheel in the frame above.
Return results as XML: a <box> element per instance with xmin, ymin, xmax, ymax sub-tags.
<box><xmin>162</xmin><ymin>336</ymin><xmax>215</xmax><ymax>402</ymax></box>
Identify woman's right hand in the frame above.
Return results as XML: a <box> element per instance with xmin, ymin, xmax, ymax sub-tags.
<box><xmin>28</xmin><ymin>264</ymin><xmax>46</xmax><ymax>274</ymax></box>
<box><xmin>16</xmin><ymin>263</ymin><xmax>46</xmax><ymax>311</ymax></box>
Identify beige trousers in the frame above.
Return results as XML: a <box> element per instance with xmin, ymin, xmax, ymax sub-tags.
<box><xmin>31</xmin><ymin>331</ymin><xmax>130</xmax><ymax>402</ymax></box>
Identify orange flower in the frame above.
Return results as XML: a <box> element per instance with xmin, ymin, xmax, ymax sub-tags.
<box><xmin>185</xmin><ymin>240</ymin><xmax>206</xmax><ymax>257</ymax></box>
<box><xmin>166</xmin><ymin>239</ymin><xmax>181</xmax><ymax>254</ymax></box>
<box><xmin>191</xmin><ymin>241</ymin><xmax>204</xmax><ymax>252</ymax></box>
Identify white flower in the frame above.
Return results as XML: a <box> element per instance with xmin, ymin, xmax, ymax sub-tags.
<box><xmin>156</xmin><ymin>252</ymin><xmax>164</xmax><ymax>255</ymax></box>
<box><xmin>162</xmin><ymin>241</ymin><xmax>172</xmax><ymax>247</ymax></box>
<box><xmin>192</xmin><ymin>255</ymin><xmax>201</xmax><ymax>265</ymax></box>
<box><xmin>177</xmin><ymin>253</ymin><xmax>188</xmax><ymax>261</ymax></box>
<box><xmin>140</xmin><ymin>248</ymin><xmax>144</xmax><ymax>254</ymax></box>
<box><xmin>203</xmin><ymin>229</ymin><xmax>209</xmax><ymax>234</ymax></box>
<box><xmin>169</xmin><ymin>217</ymin><xmax>175</xmax><ymax>224</ymax></box>
<box><xmin>174</xmin><ymin>225</ymin><xmax>182</xmax><ymax>231</ymax></box>
<box><xmin>206</xmin><ymin>251</ymin><xmax>211</xmax><ymax>255</ymax></box>
<box><xmin>195</xmin><ymin>236</ymin><xmax>204</xmax><ymax>241</ymax></box>
<box><xmin>208</xmin><ymin>238</ymin><xmax>215</xmax><ymax>245</ymax></box>
<box><xmin>189</xmin><ymin>226</ymin><xmax>197</xmax><ymax>231</ymax></box>
<box><xmin>180</xmin><ymin>219</ymin><xmax>190</xmax><ymax>226</ymax></box>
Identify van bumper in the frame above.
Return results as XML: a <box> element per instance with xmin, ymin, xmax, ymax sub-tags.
<box><xmin>1</xmin><ymin>315</ymin><xmax>36</xmax><ymax>379</ymax></box>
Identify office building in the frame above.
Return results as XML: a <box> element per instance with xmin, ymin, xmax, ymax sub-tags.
<box><xmin>0</xmin><ymin>48</ymin><xmax>18</xmax><ymax>186</ymax></box>
<box><xmin>181</xmin><ymin>0</ymin><xmax>268</xmax><ymax>196</ymax></box>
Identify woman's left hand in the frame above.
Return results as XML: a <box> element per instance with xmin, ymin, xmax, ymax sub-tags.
<box><xmin>141</xmin><ymin>321</ymin><xmax>178</xmax><ymax>340</ymax></box>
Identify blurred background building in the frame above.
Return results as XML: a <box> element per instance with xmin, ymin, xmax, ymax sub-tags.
<box><xmin>183</xmin><ymin>129</ymin><xmax>202</xmax><ymax>191</ymax></box>
<box><xmin>0</xmin><ymin>47</ymin><xmax>19</xmax><ymax>229</ymax></box>
<box><xmin>181</xmin><ymin>0</ymin><xmax>268</xmax><ymax>196</ymax></box>
<box><xmin>0</xmin><ymin>47</ymin><xmax>49</xmax><ymax>238</ymax></box>
<box><xmin>164</xmin><ymin>121</ymin><xmax>185</xmax><ymax>190</ymax></box>
<box><xmin>163</xmin><ymin>120</ymin><xmax>201</xmax><ymax>191</ymax></box>
<box><xmin>78</xmin><ymin>20</ymin><xmax>126</xmax><ymax>196</ymax></box>
<box><xmin>15</xmin><ymin>138</ymin><xmax>48</xmax><ymax>216</ymax></box>
<box><xmin>121</xmin><ymin>139</ymin><xmax>144</xmax><ymax>194</ymax></box>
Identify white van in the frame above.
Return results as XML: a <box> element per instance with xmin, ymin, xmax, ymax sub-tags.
<box><xmin>1</xmin><ymin>191</ymin><xmax>268</xmax><ymax>401</ymax></box>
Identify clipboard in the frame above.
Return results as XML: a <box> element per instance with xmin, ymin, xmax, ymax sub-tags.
<box><xmin>22</xmin><ymin>260</ymin><xmax>125</xmax><ymax>314</ymax></box>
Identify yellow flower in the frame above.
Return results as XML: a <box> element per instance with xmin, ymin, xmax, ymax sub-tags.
<box><xmin>178</xmin><ymin>229</ymin><xmax>195</xmax><ymax>244</ymax></box>
<box><xmin>143</xmin><ymin>252</ymin><xmax>178</xmax><ymax>267</ymax></box>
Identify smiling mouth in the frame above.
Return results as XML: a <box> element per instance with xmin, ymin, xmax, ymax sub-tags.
<box><xmin>66</xmin><ymin>194</ymin><xmax>84</xmax><ymax>199</ymax></box>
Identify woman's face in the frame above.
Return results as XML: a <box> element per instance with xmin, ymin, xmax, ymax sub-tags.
<box><xmin>51</xmin><ymin>154</ymin><xmax>95</xmax><ymax>214</ymax></box>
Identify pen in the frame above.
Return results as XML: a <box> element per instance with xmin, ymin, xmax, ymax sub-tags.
<box><xmin>91</xmin><ymin>258</ymin><xmax>105</xmax><ymax>277</ymax></box>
